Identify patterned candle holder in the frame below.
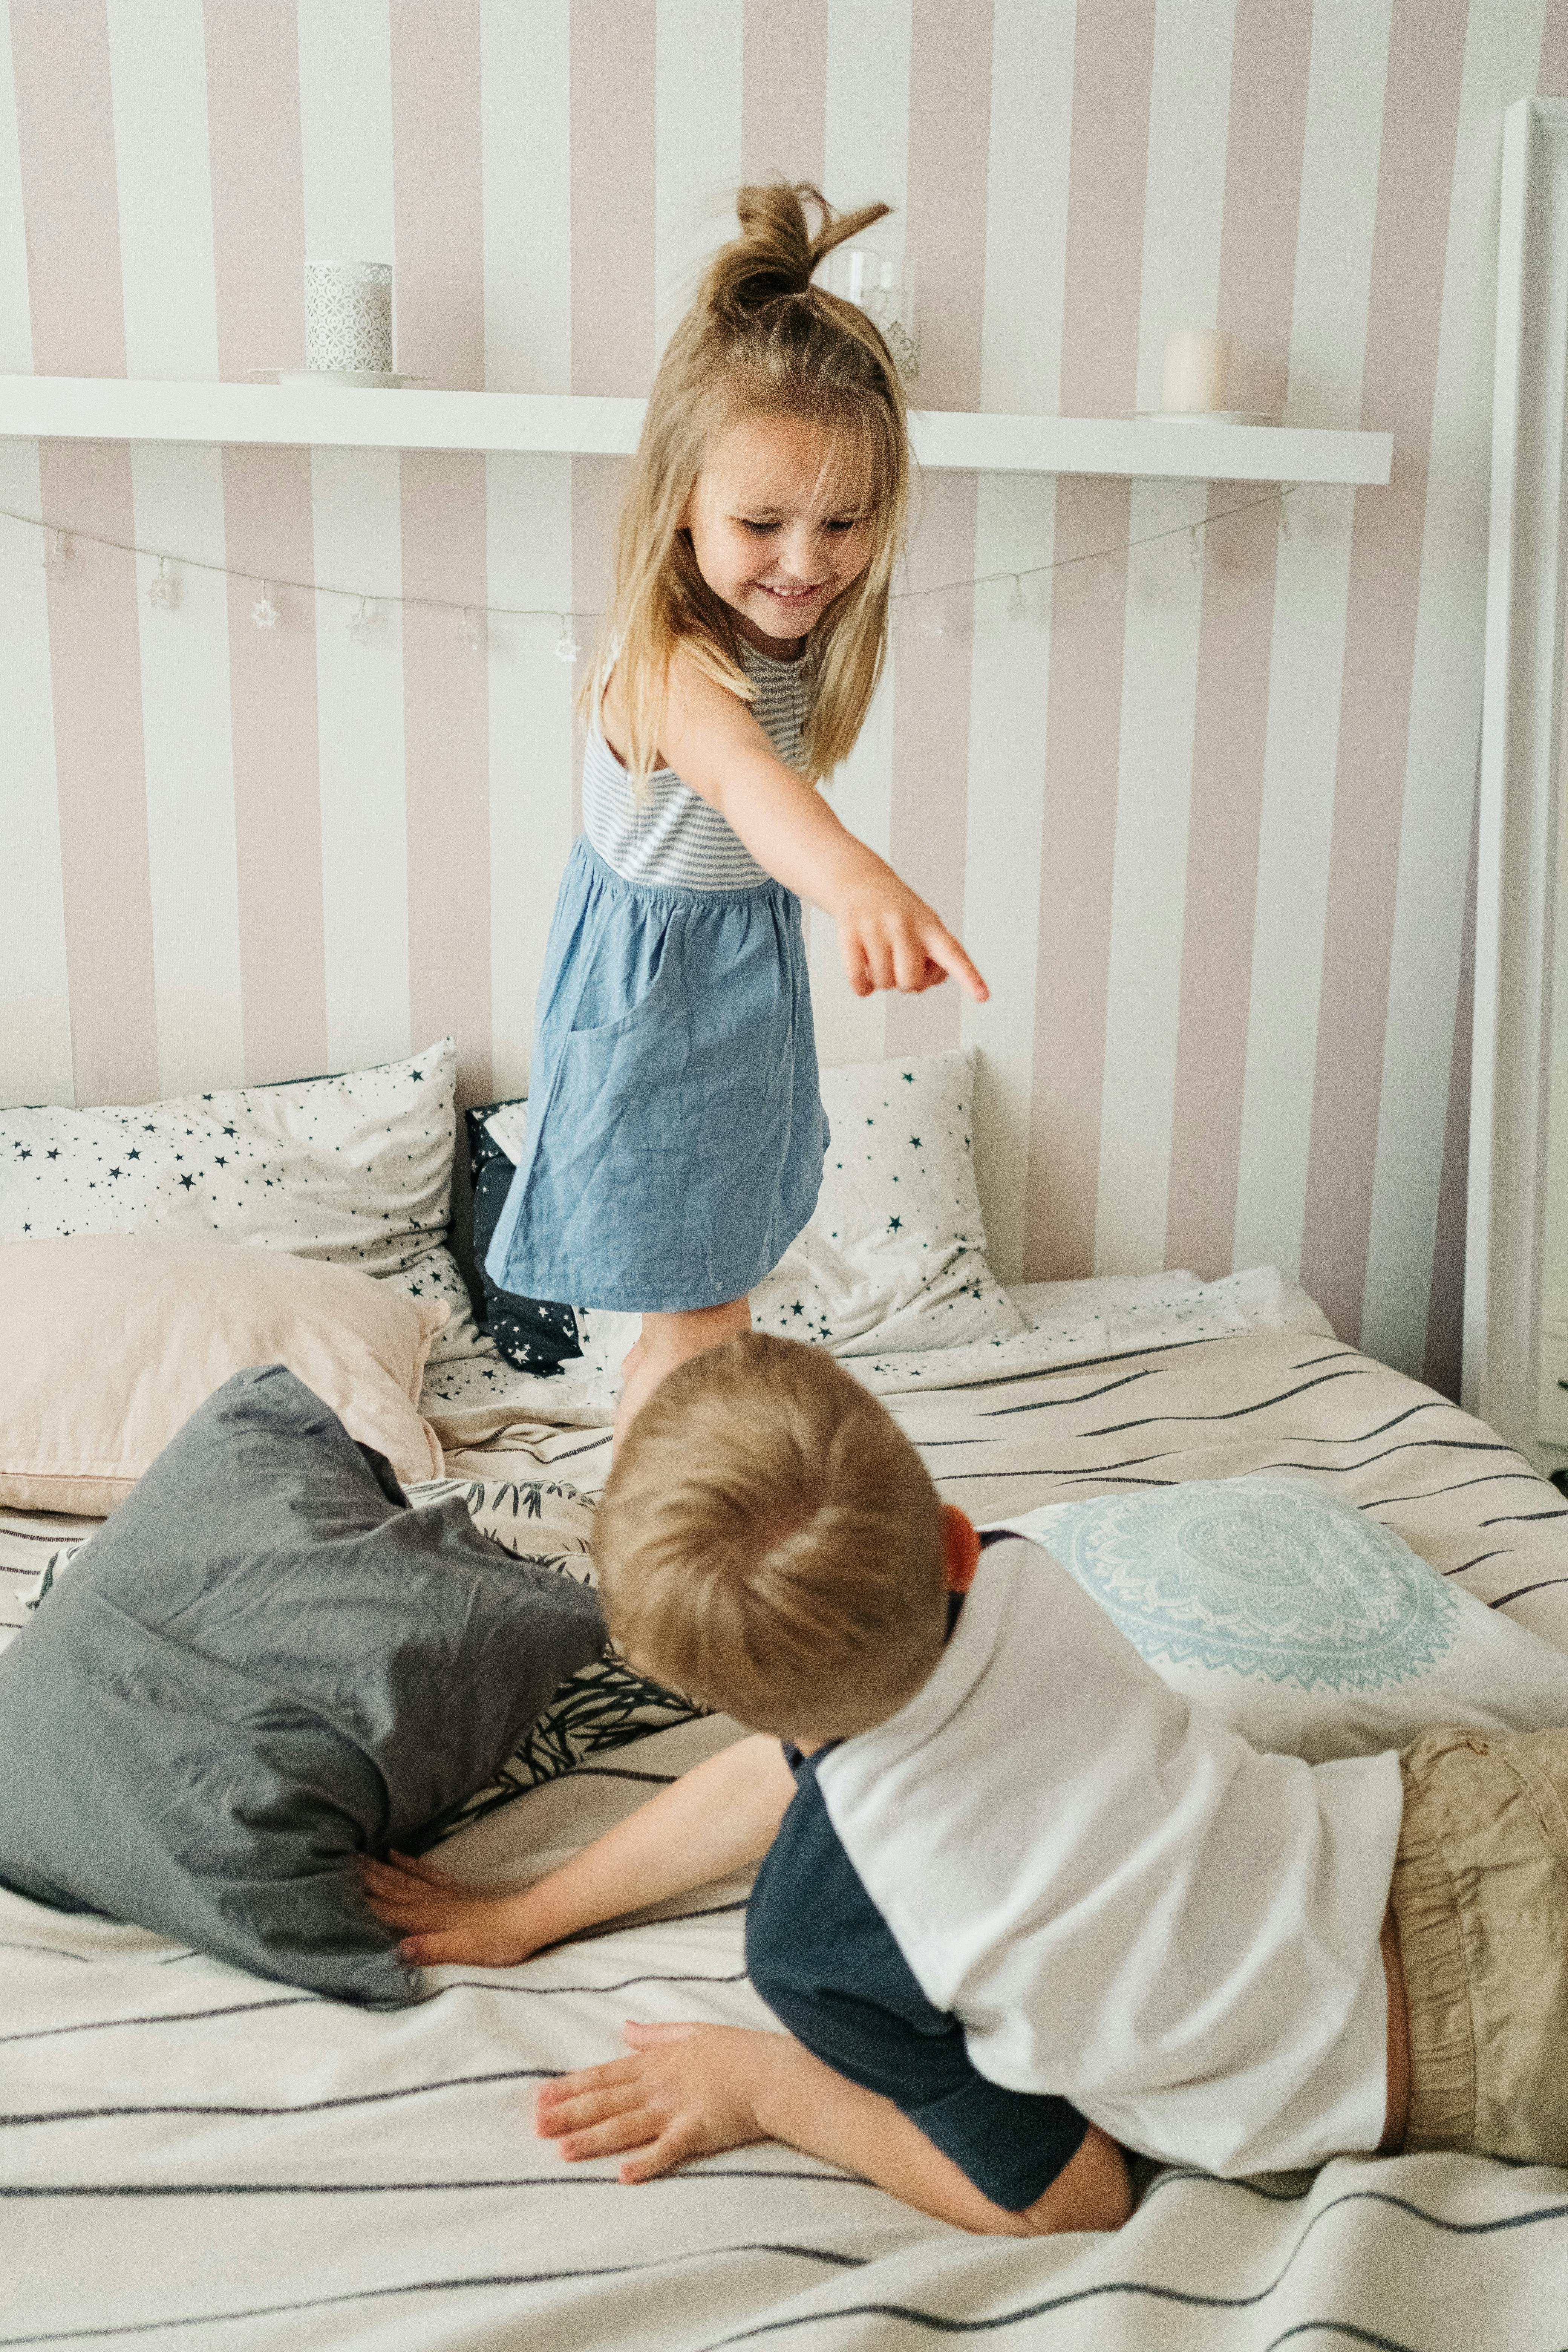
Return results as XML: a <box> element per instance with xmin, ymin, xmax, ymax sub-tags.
<box><xmin>305</xmin><ymin>260</ymin><xmax>394</xmax><ymax>374</ymax></box>
<box><xmin>823</xmin><ymin>247</ymin><xmax>919</xmax><ymax>384</ymax></box>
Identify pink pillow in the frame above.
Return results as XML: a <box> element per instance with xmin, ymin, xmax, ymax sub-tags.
<box><xmin>0</xmin><ymin>1237</ymin><xmax>446</xmax><ymax>1514</ymax></box>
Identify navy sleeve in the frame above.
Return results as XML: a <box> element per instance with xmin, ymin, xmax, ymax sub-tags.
<box><xmin>746</xmin><ymin>1749</ymin><xmax>1087</xmax><ymax>2214</ymax></box>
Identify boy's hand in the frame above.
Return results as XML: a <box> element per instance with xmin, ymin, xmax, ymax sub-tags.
<box><xmin>835</xmin><ymin>879</ymin><xmax>988</xmax><ymax>1003</ymax></box>
<box><xmin>536</xmin><ymin>2021</ymin><xmax>775</xmax><ymax>2182</ymax></box>
<box><xmin>360</xmin><ymin>1851</ymin><xmax>539</xmax><ymax>1968</ymax></box>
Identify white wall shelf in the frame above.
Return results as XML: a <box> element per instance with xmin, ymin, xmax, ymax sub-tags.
<box><xmin>0</xmin><ymin>376</ymin><xmax>1392</xmax><ymax>487</ymax></box>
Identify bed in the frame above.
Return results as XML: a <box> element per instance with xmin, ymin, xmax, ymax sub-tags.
<box><xmin>5</xmin><ymin>1282</ymin><xmax>1568</xmax><ymax>2351</ymax></box>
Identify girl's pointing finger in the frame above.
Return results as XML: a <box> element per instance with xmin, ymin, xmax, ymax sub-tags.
<box><xmin>926</xmin><ymin>926</ymin><xmax>988</xmax><ymax>1003</ymax></box>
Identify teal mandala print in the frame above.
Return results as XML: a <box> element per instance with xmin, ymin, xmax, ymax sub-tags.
<box><xmin>1029</xmin><ymin>1479</ymin><xmax>1459</xmax><ymax>1691</ymax></box>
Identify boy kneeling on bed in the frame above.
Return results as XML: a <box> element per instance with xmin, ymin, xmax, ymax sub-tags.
<box><xmin>364</xmin><ymin>1334</ymin><xmax>1568</xmax><ymax>2237</ymax></box>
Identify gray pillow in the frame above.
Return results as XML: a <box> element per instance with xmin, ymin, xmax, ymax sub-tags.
<box><xmin>0</xmin><ymin>1367</ymin><xmax>605</xmax><ymax>2006</ymax></box>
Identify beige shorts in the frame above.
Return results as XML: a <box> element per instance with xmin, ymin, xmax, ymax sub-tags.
<box><xmin>1392</xmin><ymin>1725</ymin><xmax>1568</xmax><ymax>2163</ymax></box>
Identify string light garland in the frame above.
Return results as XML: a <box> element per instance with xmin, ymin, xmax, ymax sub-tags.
<box><xmin>2</xmin><ymin>483</ymin><xmax>1298</xmax><ymax>663</ymax></box>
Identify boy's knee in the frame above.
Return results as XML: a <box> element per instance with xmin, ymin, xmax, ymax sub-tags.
<box><xmin>1018</xmin><ymin>2126</ymin><xmax>1132</xmax><ymax>2237</ymax></box>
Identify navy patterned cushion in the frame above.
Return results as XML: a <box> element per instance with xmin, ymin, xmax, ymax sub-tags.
<box><xmin>464</xmin><ymin>1098</ymin><xmax>581</xmax><ymax>1374</ymax></box>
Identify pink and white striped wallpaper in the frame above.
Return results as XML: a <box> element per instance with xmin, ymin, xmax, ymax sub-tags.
<box><xmin>1</xmin><ymin>0</ymin><xmax>1557</xmax><ymax>1395</ymax></box>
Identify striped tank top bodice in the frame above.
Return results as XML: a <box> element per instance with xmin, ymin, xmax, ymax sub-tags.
<box><xmin>581</xmin><ymin>638</ymin><xmax>814</xmax><ymax>891</ymax></box>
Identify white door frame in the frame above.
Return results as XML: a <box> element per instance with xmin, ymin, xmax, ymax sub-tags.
<box><xmin>1467</xmin><ymin>97</ymin><xmax>1568</xmax><ymax>1453</ymax></box>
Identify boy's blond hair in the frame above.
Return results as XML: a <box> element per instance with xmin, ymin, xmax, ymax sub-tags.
<box><xmin>585</xmin><ymin>180</ymin><xmax>910</xmax><ymax>794</ymax></box>
<box><xmin>595</xmin><ymin>1333</ymin><xmax>947</xmax><ymax>1741</ymax></box>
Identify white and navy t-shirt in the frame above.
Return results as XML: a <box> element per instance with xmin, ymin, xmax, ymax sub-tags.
<box><xmin>758</xmin><ymin>1534</ymin><xmax>1406</xmax><ymax>2182</ymax></box>
<box><xmin>746</xmin><ymin>1727</ymin><xmax>1088</xmax><ymax>2211</ymax></box>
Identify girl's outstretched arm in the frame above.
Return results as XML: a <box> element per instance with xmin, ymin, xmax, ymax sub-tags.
<box><xmin>645</xmin><ymin>649</ymin><xmax>988</xmax><ymax>1004</ymax></box>
<box><xmin>363</xmin><ymin>1731</ymin><xmax>794</xmax><ymax>1968</ymax></box>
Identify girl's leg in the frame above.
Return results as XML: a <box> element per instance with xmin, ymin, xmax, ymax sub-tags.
<box><xmin>615</xmin><ymin>1296</ymin><xmax>751</xmax><ymax>1441</ymax></box>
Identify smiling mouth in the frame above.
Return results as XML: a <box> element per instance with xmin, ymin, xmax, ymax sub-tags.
<box><xmin>755</xmin><ymin>582</ymin><xmax>824</xmax><ymax>605</ymax></box>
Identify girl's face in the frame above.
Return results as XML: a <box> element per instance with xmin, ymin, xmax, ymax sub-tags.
<box><xmin>680</xmin><ymin>412</ymin><xmax>876</xmax><ymax>654</ymax></box>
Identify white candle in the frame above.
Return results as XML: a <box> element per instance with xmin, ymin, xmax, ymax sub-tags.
<box><xmin>1161</xmin><ymin>327</ymin><xmax>1232</xmax><ymax>413</ymax></box>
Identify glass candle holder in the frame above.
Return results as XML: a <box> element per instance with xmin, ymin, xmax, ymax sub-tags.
<box><xmin>824</xmin><ymin>247</ymin><xmax>919</xmax><ymax>384</ymax></box>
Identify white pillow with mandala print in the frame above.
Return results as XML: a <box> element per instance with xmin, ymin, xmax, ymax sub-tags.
<box><xmin>0</xmin><ymin>1041</ymin><xmax>483</xmax><ymax>1363</ymax></box>
<box><xmin>992</xmin><ymin>1476</ymin><xmax>1568</xmax><ymax>1765</ymax></box>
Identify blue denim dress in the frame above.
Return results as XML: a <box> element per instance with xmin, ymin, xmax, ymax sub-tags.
<box><xmin>486</xmin><ymin>644</ymin><xmax>830</xmax><ymax>1313</ymax></box>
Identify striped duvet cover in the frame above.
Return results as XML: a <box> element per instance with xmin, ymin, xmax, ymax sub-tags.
<box><xmin>5</xmin><ymin>1323</ymin><xmax>1568</xmax><ymax>2350</ymax></box>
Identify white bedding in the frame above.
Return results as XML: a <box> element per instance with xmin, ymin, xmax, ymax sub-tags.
<box><xmin>5</xmin><ymin>1710</ymin><xmax>1567</xmax><ymax>2350</ymax></box>
<box><xmin>420</xmin><ymin>1262</ymin><xmax>1331</xmax><ymax>1435</ymax></box>
<box><xmin>6</xmin><ymin>1308</ymin><xmax>1568</xmax><ymax>2346</ymax></box>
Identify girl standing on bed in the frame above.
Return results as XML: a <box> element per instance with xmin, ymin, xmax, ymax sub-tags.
<box><xmin>485</xmin><ymin>182</ymin><xmax>987</xmax><ymax>1437</ymax></box>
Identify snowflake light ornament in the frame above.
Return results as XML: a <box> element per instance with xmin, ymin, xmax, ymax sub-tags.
<box><xmin>347</xmin><ymin>595</ymin><xmax>373</xmax><ymax>645</ymax></box>
<box><xmin>455</xmin><ymin>606</ymin><xmax>482</xmax><ymax>654</ymax></box>
<box><xmin>1188</xmin><ymin>525</ymin><xmax>1205</xmax><ymax>576</ymax></box>
<box><xmin>919</xmin><ymin>597</ymin><xmax>944</xmax><ymax>639</ymax></box>
<box><xmin>1278</xmin><ymin>493</ymin><xmax>1294</xmax><ymax>542</ymax></box>
<box><xmin>42</xmin><ymin>529</ymin><xmax>69</xmax><ymax>578</ymax></box>
<box><xmin>251</xmin><ymin>580</ymin><xmax>280</xmax><ymax>630</ymax></box>
<box><xmin>1096</xmin><ymin>556</ymin><xmax>1124</xmax><ymax>605</ymax></box>
<box><xmin>1006</xmin><ymin>576</ymin><xmax>1028</xmax><ymax>622</ymax></box>
<box><xmin>554</xmin><ymin>617</ymin><xmax>581</xmax><ymax>664</ymax></box>
<box><xmin>145</xmin><ymin>556</ymin><xmax>178</xmax><ymax>610</ymax></box>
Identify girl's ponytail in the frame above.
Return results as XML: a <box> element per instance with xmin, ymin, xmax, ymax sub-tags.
<box><xmin>699</xmin><ymin>182</ymin><xmax>891</xmax><ymax>329</ymax></box>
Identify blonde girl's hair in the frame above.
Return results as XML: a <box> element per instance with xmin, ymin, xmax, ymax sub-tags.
<box><xmin>588</xmin><ymin>181</ymin><xmax>910</xmax><ymax>790</ymax></box>
<box><xmin>594</xmin><ymin>1332</ymin><xmax>948</xmax><ymax>1742</ymax></box>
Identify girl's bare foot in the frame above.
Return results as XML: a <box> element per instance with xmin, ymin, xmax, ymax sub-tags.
<box><xmin>613</xmin><ymin>1297</ymin><xmax>751</xmax><ymax>1442</ymax></box>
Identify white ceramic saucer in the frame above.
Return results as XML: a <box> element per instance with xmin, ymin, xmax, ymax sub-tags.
<box><xmin>1127</xmin><ymin>409</ymin><xmax>1285</xmax><ymax>427</ymax></box>
<box><xmin>248</xmin><ymin>369</ymin><xmax>425</xmax><ymax>390</ymax></box>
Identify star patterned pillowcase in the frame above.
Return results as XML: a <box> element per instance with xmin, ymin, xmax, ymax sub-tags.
<box><xmin>0</xmin><ymin>1041</ymin><xmax>485</xmax><ymax>1364</ymax></box>
<box><xmin>752</xmin><ymin>1047</ymin><xmax>1023</xmax><ymax>1356</ymax></box>
<box><xmin>992</xmin><ymin>1476</ymin><xmax>1568</xmax><ymax>1764</ymax></box>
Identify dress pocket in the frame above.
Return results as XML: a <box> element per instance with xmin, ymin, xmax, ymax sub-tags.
<box><xmin>566</xmin><ymin>918</ymin><xmax>682</xmax><ymax>1045</ymax></box>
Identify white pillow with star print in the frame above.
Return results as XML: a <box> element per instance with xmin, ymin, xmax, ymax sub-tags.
<box><xmin>750</xmin><ymin>1046</ymin><xmax>1023</xmax><ymax>1356</ymax></box>
<box><xmin>0</xmin><ymin>1041</ymin><xmax>484</xmax><ymax>1364</ymax></box>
